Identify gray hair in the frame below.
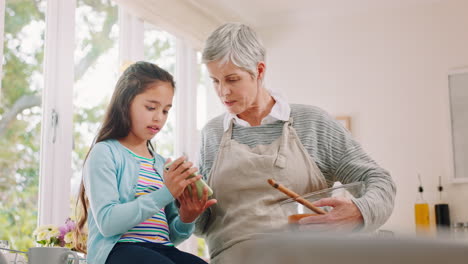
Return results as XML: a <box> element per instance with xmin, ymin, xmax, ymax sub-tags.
<box><xmin>202</xmin><ymin>23</ymin><xmax>266</xmax><ymax>78</ymax></box>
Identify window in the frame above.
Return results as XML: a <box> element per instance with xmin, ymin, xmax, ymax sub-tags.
<box><xmin>0</xmin><ymin>0</ymin><xmax>212</xmax><ymax>254</ymax></box>
<box><xmin>0</xmin><ymin>0</ymin><xmax>46</xmax><ymax>251</ymax></box>
<box><xmin>71</xmin><ymin>0</ymin><xmax>119</xmax><ymax>212</ymax></box>
<box><xmin>144</xmin><ymin>23</ymin><xmax>176</xmax><ymax>158</ymax></box>
<box><xmin>196</xmin><ymin>51</ymin><xmax>223</xmax><ymax>131</ymax></box>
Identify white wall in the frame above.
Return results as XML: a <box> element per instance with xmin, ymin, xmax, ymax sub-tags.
<box><xmin>260</xmin><ymin>0</ymin><xmax>468</xmax><ymax>234</ymax></box>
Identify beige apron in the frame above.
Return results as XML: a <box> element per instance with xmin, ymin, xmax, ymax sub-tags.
<box><xmin>206</xmin><ymin>118</ymin><xmax>328</xmax><ymax>264</ymax></box>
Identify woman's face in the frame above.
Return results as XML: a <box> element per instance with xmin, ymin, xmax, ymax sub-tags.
<box><xmin>206</xmin><ymin>60</ymin><xmax>263</xmax><ymax>115</ymax></box>
<box><xmin>128</xmin><ymin>81</ymin><xmax>174</xmax><ymax>142</ymax></box>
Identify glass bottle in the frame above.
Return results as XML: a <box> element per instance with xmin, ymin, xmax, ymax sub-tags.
<box><xmin>414</xmin><ymin>174</ymin><xmax>430</xmax><ymax>235</ymax></box>
<box><xmin>435</xmin><ymin>176</ymin><xmax>450</xmax><ymax>234</ymax></box>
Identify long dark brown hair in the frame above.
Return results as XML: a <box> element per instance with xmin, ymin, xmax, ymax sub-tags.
<box><xmin>73</xmin><ymin>61</ymin><xmax>175</xmax><ymax>253</ymax></box>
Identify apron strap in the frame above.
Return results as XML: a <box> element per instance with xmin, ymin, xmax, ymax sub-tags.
<box><xmin>274</xmin><ymin>117</ymin><xmax>293</xmax><ymax>168</ymax></box>
<box><xmin>220</xmin><ymin>119</ymin><xmax>235</xmax><ymax>147</ymax></box>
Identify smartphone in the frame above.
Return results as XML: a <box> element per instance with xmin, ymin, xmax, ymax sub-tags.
<box><xmin>164</xmin><ymin>160</ymin><xmax>213</xmax><ymax>199</ymax></box>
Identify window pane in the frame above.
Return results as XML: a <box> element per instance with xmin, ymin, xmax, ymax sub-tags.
<box><xmin>71</xmin><ymin>0</ymin><xmax>118</xmax><ymax>210</ymax></box>
<box><xmin>0</xmin><ymin>0</ymin><xmax>46</xmax><ymax>251</ymax></box>
<box><xmin>196</xmin><ymin>51</ymin><xmax>223</xmax><ymax>130</ymax></box>
<box><xmin>144</xmin><ymin>23</ymin><xmax>176</xmax><ymax>158</ymax></box>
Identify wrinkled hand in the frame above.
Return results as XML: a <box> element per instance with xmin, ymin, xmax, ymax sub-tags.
<box><xmin>163</xmin><ymin>157</ymin><xmax>200</xmax><ymax>198</ymax></box>
<box><xmin>178</xmin><ymin>184</ymin><xmax>217</xmax><ymax>223</ymax></box>
<box><xmin>298</xmin><ymin>197</ymin><xmax>363</xmax><ymax>232</ymax></box>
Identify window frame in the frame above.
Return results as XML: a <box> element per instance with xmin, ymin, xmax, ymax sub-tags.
<box><xmin>38</xmin><ymin>0</ymin><xmax>76</xmax><ymax>226</ymax></box>
<box><xmin>119</xmin><ymin>8</ymin><xmax>144</xmax><ymax>63</ymax></box>
<box><xmin>175</xmin><ymin>39</ymin><xmax>199</xmax><ymax>161</ymax></box>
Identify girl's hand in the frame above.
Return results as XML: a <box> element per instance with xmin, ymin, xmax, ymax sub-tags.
<box><xmin>297</xmin><ymin>197</ymin><xmax>364</xmax><ymax>232</ymax></box>
<box><xmin>178</xmin><ymin>184</ymin><xmax>217</xmax><ymax>223</ymax></box>
<box><xmin>163</xmin><ymin>157</ymin><xmax>200</xmax><ymax>198</ymax></box>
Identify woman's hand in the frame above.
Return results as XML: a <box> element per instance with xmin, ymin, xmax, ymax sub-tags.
<box><xmin>178</xmin><ymin>184</ymin><xmax>217</xmax><ymax>223</ymax></box>
<box><xmin>163</xmin><ymin>157</ymin><xmax>200</xmax><ymax>198</ymax></box>
<box><xmin>297</xmin><ymin>197</ymin><xmax>364</xmax><ymax>232</ymax></box>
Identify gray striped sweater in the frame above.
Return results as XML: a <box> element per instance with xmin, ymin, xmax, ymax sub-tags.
<box><xmin>196</xmin><ymin>104</ymin><xmax>396</xmax><ymax>233</ymax></box>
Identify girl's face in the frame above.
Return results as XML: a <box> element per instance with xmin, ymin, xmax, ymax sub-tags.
<box><xmin>206</xmin><ymin>60</ymin><xmax>264</xmax><ymax>115</ymax></box>
<box><xmin>128</xmin><ymin>81</ymin><xmax>174</xmax><ymax>142</ymax></box>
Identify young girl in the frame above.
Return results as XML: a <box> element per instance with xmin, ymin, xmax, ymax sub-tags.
<box><xmin>74</xmin><ymin>61</ymin><xmax>216</xmax><ymax>264</ymax></box>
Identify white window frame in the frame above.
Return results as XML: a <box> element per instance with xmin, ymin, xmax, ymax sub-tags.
<box><xmin>38</xmin><ymin>3</ymin><xmax>147</xmax><ymax>226</ymax></box>
<box><xmin>175</xmin><ymin>39</ymin><xmax>199</xmax><ymax>160</ymax></box>
<box><xmin>119</xmin><ymin>8</ymin><xmax>144</xmax><ymax>64</ymax></box>
<box><xmin>38</xmin><ymin>0</ymin><xmax>76</xmax><ymax>226</ymax></box>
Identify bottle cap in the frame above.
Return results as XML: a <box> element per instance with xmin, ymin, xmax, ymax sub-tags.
<box><xmin>437</xmin><ymin>176</ymin><xmax>443</xmax><ymax>192</ymax></box>
<box><xmin>417</xmin><ymin>174</ymin><xmax>424</xmax><ymax>193</ymax></box>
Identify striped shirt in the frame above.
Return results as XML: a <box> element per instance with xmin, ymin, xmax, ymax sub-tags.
<box><xmin>195</xmin><ymin>104</ymin><xmax>396</xmax><ymax>239</ymax></box>
<box><xmin>119</xmin><ymin>150</ymin><xmax>173</xmax><ymax>245</ymax></box>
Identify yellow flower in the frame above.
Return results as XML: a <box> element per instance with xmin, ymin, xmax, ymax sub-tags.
<box><xmin>33</xmin><ymin>224</ymin><xmax>61</xmax><ymax>246</ymax></box>
<box><xmin>36</xmin><ymin>230</ymin><xmax>48</xmax><ymax>241</ymax></box>
<box><xmin>47</xmin><ymin>226</ymin><xmax>60</xmax><ymax>239</ymax></box>
<box><xmin>64</xmin><ymin>232</ymin><xmax>74</xmax><ymax>244</ymax></box>
<box><xmin>33</xmin><ymin>224</ymin><xmax>54</xmax><ymax>235</ymax></box>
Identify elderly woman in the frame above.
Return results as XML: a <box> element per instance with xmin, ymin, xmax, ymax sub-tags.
<box><xmin>195</xmin><ymin>23</ymin><xmax>396</xmax><ymax>263</ymax></box>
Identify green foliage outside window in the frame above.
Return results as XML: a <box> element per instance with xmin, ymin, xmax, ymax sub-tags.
<box><xmin>0</xmin><ymin>0</ymin><xmax>46</xmax><ymax>252</ymax></box>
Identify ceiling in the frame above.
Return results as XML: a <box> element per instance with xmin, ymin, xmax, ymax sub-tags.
<box><xmin>185</xmin><ymin>0</ymin><xmax>444</xmax><ymax>28</ymax></box>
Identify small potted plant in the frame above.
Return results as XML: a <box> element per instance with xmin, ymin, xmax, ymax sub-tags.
<box><xmin>30</xmin><ymin>218</ymin><xmax>86</xmax><ymax>264</ymax></box>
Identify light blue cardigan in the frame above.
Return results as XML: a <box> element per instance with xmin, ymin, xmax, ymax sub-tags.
<box><xmin>83</xmin><ymin>139</ymin><xmax>194</xmax><ymax>264</ymax></box>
